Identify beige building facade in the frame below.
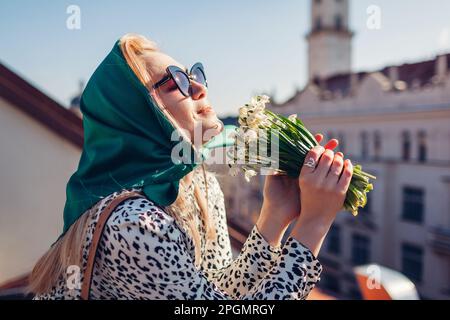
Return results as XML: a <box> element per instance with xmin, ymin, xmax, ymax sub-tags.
<box><xmin>0</xmin><ymin>63</ymin><xmax>83</xmax><ymax>285</ymax></box>
<box><xmin>307</xmin><ymin>0</ymin><xmax>353</xmax><ymax>80</ymax></box>
<box><xmin>270</xmin><ymin>0</ymin><xmax>450</xmax><ymax>299</ymax></box>
<box><xmin>218</xmin><ymin>0</ymin><xmax>450</xmax><ymax>299</ymax></box>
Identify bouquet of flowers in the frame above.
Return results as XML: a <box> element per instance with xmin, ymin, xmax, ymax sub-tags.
<box><xmin>228</xmin><ymin>95</ymin><xmax>376</xmax><ymax>216</ymax></box>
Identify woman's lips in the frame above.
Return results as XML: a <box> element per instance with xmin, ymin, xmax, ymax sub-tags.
<box><xmin>197</xmin><ymin>105</ymin><xmax>214</xmax><ymax>115</ymax></box>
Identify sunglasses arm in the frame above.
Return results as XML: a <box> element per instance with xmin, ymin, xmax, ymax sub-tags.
<box><xmin>152</xmin><ymin>74</ymin><xmax>171</xmax><ymax>90</ymax></box>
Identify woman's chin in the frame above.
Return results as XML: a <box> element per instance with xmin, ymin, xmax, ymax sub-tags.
<box><xmin>202</xmin><ymin>118</ymin><xmax>223</xmax><ymax>142</ymax></box>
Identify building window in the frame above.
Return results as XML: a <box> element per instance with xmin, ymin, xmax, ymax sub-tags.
<box><xmin>327</xmin><ymin>225</ymin><xmax>341</xmax><ymax>255</ymax></box>
<box><xmin>361</xmin><ymin>131</ymin><xmax>369</xmax><ymax>160</ymax></box>
<box><xmin>402</xmin><ymin>186</ymin><xmax>425</xmax><ymax>223</ymax></box>
<box><xmin>315</xmin><ymin>16</ymin><xmax>322</xmax><ymax>30</ymax></box>
<box><xmin>374</xmin><ymin>131</ymin><xmax>381</xmax><ymax>160</ymax></box>
<box><xmin>401</xmin><ymin>243</ymin><xmax>423</xmax><ymax>283</ymax></box>
<box><xmin>351</xmin><ymin>234</ymin><xmax>371</xmax><ymax>265</ymax></box>
<box><xmin>402</xmin><ymin>131</ymin><xmax>411</xmax><ymax>161</ymax></box>
<box><xmin>335</xmin><ymin>15</ymin><xmax>343</xmax><ymax>30</ymax></box>
<box><xmin>417</xmin><ymin>130</ymin><xmax>427</xmax><ymax>163</ymax></box>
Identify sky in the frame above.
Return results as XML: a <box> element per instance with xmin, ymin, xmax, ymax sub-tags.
<box><xmin>1</xmin><ymin>0</ymin><xmax>450</xmax><ymax>116</ymax></box>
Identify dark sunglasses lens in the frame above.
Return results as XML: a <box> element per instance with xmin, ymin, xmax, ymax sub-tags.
<box><xmin>192</xmin><ymin>67</ymin><xmax>207</xmax><ymax>87</ymax></box>
<box><xmin>173</xmin><ymin>71</ymin><xmax>190</xmax><ymax>96</ymax></box>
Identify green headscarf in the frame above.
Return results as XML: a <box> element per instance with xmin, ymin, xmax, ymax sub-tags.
<box><xmin>62</xmin><ymin>40</ymin><xmax>234</xmax><ymax>237</ymax></box>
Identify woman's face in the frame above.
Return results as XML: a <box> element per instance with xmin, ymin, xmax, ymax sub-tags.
<box><xmin>145</xmin><ymin>51</ymin><xmax>223</xmax><ymax>146</ymax></box>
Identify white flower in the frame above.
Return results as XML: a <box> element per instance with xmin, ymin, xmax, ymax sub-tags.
<box><xmin>247</xmin><ymin>112</ymin><xmax>269</xmax><ymax>130</ymax></box>
<box><xmin>250</xmin><ymin>97</ymin><xmax>260</xmax><ymax>107</ymax></box>
<box><xmin>229</xmin><ymin>165</ymin><xmax>240</xmax><ymax>177</ymax></box>
<box><xmin>244</xmin><ymin>169</ymin><xmax>257</xmax><ymax>182</ymax></box>
<box><xmin>237</xmin><ymin>126</ymin><xmax>248</xmax><ymax>138</ymax></box>
<box><xmin>274</xmin><ymin>118</ymin><xmax>286</xmax><ymax>129</ymax></box>
<box><xmin>236</xmin><ymin>146</ymin><xmax>246</xmax><ymax>161</ymax></box>
<box><xmin>251</xmin><ymin>95</ymin><xmax>270</xmax><ymax>108</ymax></box>
<box><xmin>239</xmin><ymin>106</ymin><xmax>249</xmax><ymax>119</ymax></box>
<box><xmin>249</xmin><ymin>102</ymin><xmax>266</xmax><ymax>114</ymax></box>
<box><xmin>228</xmin><ymin>130</ymin><xmax>237</xmax><ymax>140</ymax></box>
<box><xmin>261</xmin><ymin>94</ymin><xmax>270</xmax><ymax>102</ymax></box>
<box><xmin>254</xmin><ymin>104</ymin><xmax>266</xmax><ymax>114</ymax></box>
<box><xmin>238</xmin><ymin>117</ymin><xmax>247</xmax><ymax>126</ymax></box>
<box><xmin>239</xmin><ymin>95</ymin><xmax>271</xmax><ymax>127</ymax></box>
<box><xmin>244</xmin><ymin>129</ymin><xmax>258</xmax><ymax>142</ymax></box>
<box><xmin>259</xmin><ymin>95</ymin><xmax>270</xmax><ymax>104</ymax></box>
<box><xmin>246</xmin><ymin>117</ymin><xmax>258</xmax><ymax>129</ymax></box>
<box><xmin>256</xmin><ymin>112</ymin><xmax>269</xmax><ymax>122</ymax></box>
<box><xmin>288</xmin><ymin>114</ymin><xmax>298</xmax><ymax>122</ymax></box>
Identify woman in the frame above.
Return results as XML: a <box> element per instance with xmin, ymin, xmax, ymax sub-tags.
<box><xmin>30</xmin><ymin>34</ymin><xmax>353</xmax><ymax>300</ymax></box>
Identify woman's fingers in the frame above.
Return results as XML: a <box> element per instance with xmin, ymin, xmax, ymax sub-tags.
<box><xmin>315</xmin><ymin>133</ymin><xmax>323</xmax><ymax>144</ymax></box>
<box><xmin>315</xmin><ymin>149</ymin><xmax>335</xmax><ymax>180</ymax></box>
<box><xmin>306</xmin><ymin>134</ymin><xmax>344</xmax><ymax>183</ymax></box>
<box><xmin>337</xmin><ymin>159</ymin><xmax>354</xmax><ymax>192</ymax></box>
<box><xmin>314</xmin><ymin>133</ymin><xmax>339</xmax><ymax>151</ymax></box>
<box><xmin>326</xmin><ymin>153</ymin><xmax>345</xmax><ymax>184</ymax></box>
<box><xmin>324</xmin><ymin>139</ymin><xmax>339</xmax><ymax>151</ymax></box>
<box><xmin>301</xmin><ymin>145</ymin><xmax>325</xmax><ymax>176</ymax></box>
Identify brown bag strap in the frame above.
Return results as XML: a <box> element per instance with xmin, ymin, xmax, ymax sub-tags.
<box><xmin>80</xmin><ymin>191</ymin><xmax>143</xmax><ymax>300</ymax></box>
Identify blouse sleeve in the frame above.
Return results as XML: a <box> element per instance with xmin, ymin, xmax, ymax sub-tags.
<box><xmin>95</xmin><ymin>198</ymin><xmax>323</xmax><ymax>300</ymax></box>
<box><xmin>204</xmin><ymin>224</ymin><xmax>283</xmax><ymax>299</ymax></box>
<box><xmin>201</xmin><ymin>175</ymin><xmax>284</xmax><ymax>298</ymax></box>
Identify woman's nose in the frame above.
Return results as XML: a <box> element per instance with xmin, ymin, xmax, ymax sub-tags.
<box><xmin>190</xmin><ymin>80</ymin><xmax>207</xmax><ymax>100</ymax></box>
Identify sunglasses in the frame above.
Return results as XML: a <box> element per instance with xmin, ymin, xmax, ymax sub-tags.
<box><xmin>152</xmin><ymin>62</ymin><xmax>208</xmax><ymax>97</ymax></box>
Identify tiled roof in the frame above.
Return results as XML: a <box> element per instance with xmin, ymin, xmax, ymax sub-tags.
<box><xmin>311</xmin><ymin>71</ymin><xmax>367</xmax><ymax>96</ymax></box>
<box><xmin>276</xmin><ymin>53</ymin><xmax>450</xmax><ymax>105</ymax></box>
<box><xmin>379</xmin><ymin>58</ymin><xmax>439</xmax><ymax>89</ymax></box>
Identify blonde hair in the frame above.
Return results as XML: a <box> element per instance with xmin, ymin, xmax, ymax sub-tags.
<box><xmin>28</xmin><ymin>33</ymin><xmax>216</xmax><ymax>295</ymax></box>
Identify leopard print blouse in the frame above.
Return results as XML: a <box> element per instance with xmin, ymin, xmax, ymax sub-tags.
<box><xmin>34</xmin><ymin>168</ymin><xmax>322</xmax><ymax>300</ymax></box>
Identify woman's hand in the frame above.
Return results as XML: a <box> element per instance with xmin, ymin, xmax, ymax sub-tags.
<box><xmin>290</xmin><ymin>146</ymin><xmax>354</xmax><ymax>256</ymax></box>
<box><xmin>298</xmin><ymin>146</ymin><xmax>353</xmax><ymax>226</ymax></box>
<box><xmin>256</xmin><ymin>134</ymin><xmax>340</xmax><ymax>247</ymax></box>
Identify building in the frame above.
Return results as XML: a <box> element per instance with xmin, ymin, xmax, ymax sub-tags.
<box><xmin>0</xmin><ymin>62</ymin><xmax>83</xmax><ymax>285</ymax></box>
<box><xmin>307</xmin><ymin>0</ymin><xmax>353</xmax><ymax>80</ymax></box>
<box><xmin>270</xmin><ymin>0</ymin><xmax>450</xmax><ymax>299</ymax></box>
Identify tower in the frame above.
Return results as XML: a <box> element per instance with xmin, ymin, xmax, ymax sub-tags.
<box><xmin>306</xmin><ymin>0</ymin><xmax>353</xmax><ymax>80</ymax></box>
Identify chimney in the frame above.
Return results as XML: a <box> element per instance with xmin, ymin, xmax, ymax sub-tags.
<box><xmin>435</xmin><ymin>54</ymin><xmax>448</xmax><ymax>83</ymax></box>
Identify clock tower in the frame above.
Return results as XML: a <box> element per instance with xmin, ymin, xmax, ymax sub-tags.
<box><xmin>307</xmin><ymin>0</ymin><xmax>353</xmax><ymax>80</ymax></box>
